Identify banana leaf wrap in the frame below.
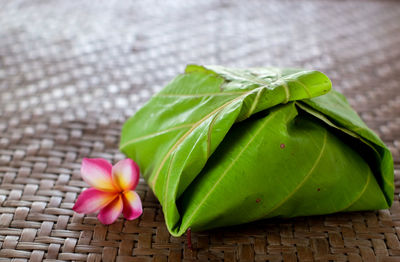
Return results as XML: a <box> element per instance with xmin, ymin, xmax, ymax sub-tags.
<box><xmin>120</xmin><ymin>65</ymin><xmax>394</xmax><ymax>237</ymax></box>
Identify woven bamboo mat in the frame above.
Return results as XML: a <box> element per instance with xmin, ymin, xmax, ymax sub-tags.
<box><xmin>1</xmin><ymin>0</ymin><xmax>400</xmax><ymax>261</ymax></box>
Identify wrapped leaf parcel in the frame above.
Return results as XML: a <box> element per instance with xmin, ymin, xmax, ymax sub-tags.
<box><xmin>120</xmin><ymin>65</ymin><xmax>394</xmax><ymax>236</ymax></box>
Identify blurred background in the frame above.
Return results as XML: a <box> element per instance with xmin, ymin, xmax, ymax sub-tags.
<box><xmin>1</xmin><ymin>0</ymin><xmax>400</xmax><ymax>261</ymax></box>
<box><xmin>1</xmin><ymin>0</ymin><xmax>400</xmax><ymax>127</ymax></box>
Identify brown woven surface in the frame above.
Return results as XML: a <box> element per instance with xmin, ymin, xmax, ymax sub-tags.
<box><xmin>1</xmin><ymin>0</ymin><xmax>400</xmax><ymax>261</ymax></box>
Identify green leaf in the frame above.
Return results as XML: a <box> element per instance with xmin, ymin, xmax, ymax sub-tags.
<box><xmin>120</xmin><ymin>65</ymin><xmax>393</xmax><ymax>237</ymax></box>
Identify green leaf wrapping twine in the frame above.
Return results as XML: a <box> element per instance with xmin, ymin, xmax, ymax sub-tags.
<box><xmin>120</xmin><ymin>65</ymin><xmax>394</xmax><ymax>237</ymax></box>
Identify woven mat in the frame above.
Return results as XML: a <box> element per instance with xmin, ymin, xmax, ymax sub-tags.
<box><xmin>1</xmin><ymin>0</ymin><xmax>400</xmax><ymax>261</ymax></box>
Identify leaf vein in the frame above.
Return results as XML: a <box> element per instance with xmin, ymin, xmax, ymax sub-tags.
<box><xmin>207</xmin><ymin>110</ymin><xmax>223</xmax><ymax>158</ymax></box>
<box><xmin>148</xmin><ymin>90</ymin><xmax>257</xmax><ymax>187</ymax></box>
<box><xmin>285</xmin><ymin>78</ymin><xmax>312</xmax><ymax>97</ymax></box>
<box><xmin>120</xmin><ymin>123</ymin><xmax>193</xmax><ymax>149</ymax></box>
<box><xmin>221</xmin><ymin>68</ymin><xmax>271</xmax><ymax>85</ymax></box>
<box><xmin>337</xmin><ymin>171</ymin><xmax>371</xmax><ymax>212</ymax></box>
<box><xmin>155</xmin><ymin>92</ymin><xmax>247</xmax><ymax>98</ymax></box>
<box><xmin>263</xmin><ymin>129</ymin><xmax>328</xmax><ymax>216</ymax></box>
<box><xmin>245</xmin><ymin>87</ymin><xmax>263</xmax><ymax>119</ymax></box>
<box><xmin>179</xmin><ymin>109</ymin><xmax>280</xmax><ymax>232</ymax></box>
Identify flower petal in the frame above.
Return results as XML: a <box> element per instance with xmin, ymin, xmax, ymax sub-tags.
<box><xmin>112</xmin><ymin>159</ymin><xmax>140</xmax><ymax>191</ymax></box>
<box><xmin>98</xmin><ymin>195</ymin><xmax>123</xmax><ymax>225</ymax></box>
<box><xmin>122</xmin><ymin>190</ymin><xmax>143</xmax><ymax>220</ymax></box>
<box><xmin>81</xmin><ymin>158</ymin><xmax>116</xmax><ymax>192</ymax></box>
<box><xmin>73</xmin><ymin>188</ymin><xmax>117</xmax><ymax>214</ymax></box>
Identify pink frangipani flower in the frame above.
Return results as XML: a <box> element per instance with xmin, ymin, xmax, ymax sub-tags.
<box><xmin>73</xmin><ymin>158</ymin><xmax>143</xmax><ymax>224</ymax></box>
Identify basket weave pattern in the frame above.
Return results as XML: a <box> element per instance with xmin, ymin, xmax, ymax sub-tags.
<box><xmin>1</xmin><ymin>0</ymin><xmax>400</xmax><ymax>261</ymax></box>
